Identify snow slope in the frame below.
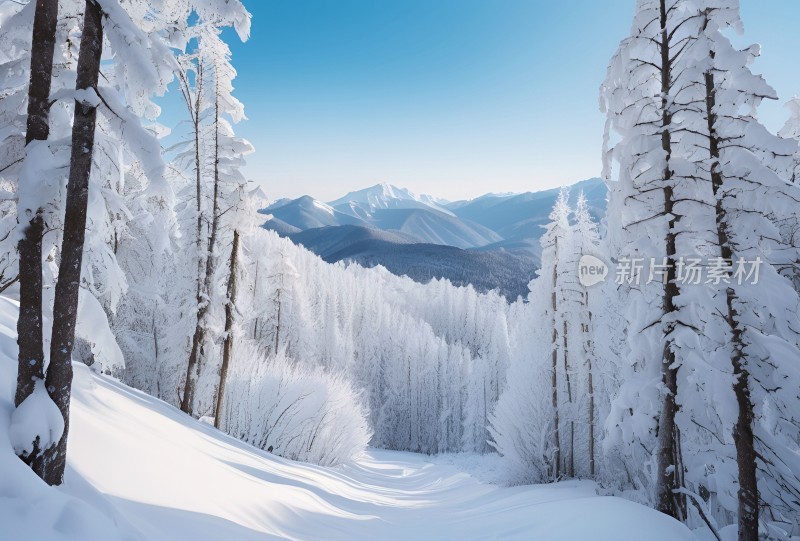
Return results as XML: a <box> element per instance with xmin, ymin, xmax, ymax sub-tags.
<box><xmin>0</xmin><ymin>296</ymin><xmax>697</xmax><ymax>541</ymax></box>
<box><xmin>265</xmin><ymin>195</ymin><xmax>369</xmax><ymax>230</ymax></box>
<box><xmin>371</xmin><ymin>208</ymin><xmax>502</xmax><ymax>249</ymax></box>
<box><xmin>288</xmin><ymin>225</ymin><xmax>535</xmax><ymax>299</ymax></box>
<box><xmin>449</xmin><ymin>178</ymin><xmax>607</xmax><ymax>243</ymax></box>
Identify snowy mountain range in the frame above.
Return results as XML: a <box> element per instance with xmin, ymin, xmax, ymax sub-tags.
<box><xmin>261</xmin><ymin>178</ymin><xmax>607</xmax><ymax>298</ymax></box>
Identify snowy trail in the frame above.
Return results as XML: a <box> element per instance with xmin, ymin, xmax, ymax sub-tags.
<box><xmin>0</xmin><ymin>294</ymin><xmax>695</xmax><ymax>541</ymax></box>
<box><xmin>66</xmin><ymin>365</ymin><xmax>694</xmax><ymax>541</ymax></box>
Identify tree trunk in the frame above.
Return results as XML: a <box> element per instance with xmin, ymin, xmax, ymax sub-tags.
<box><xmin>728</xmin><ymin>297</ymin><xmax>758</xmax><ymax>541</ymax></box>
<box><xmin>563</xmin><ymin>318</ymin><xmax>574</xmax><ymax>478</ymax></box>
<box><xmin>38</xmin><ymin>0</ymin><xmax>103</xmax><ymax>486</ymax></box>
<box><xmin>274</xmin><ymin>285</ymin><xmax>282</xmax><ymax>354</ymax></box>
<box><xmin>192</xmin><ymin>64</ymin><xmax>205</xmax><ymax>309</ymax></box>
<box><xmin>15</xmin><ymin>0</ymin><xmax>59</xmax><ymax>468</ymax></box>
<box><xmin>215</xmin><ymin>229</ymin><xmax>239</xmax><ymax>430</ymax></box>
<box><xmin>704</xmin><ymin>66</ymin><xmax>759</xmax><ymax>541</ymax></box>
<box><xmin>181</xmin><ymin>77</ymin><xmax>222</xmax><ymax>415</ymax></box>
<box><xmin>550</xmin><ymin>237</ymin><xmax>560</xmax><ymax>480</ymax></box>
<box><xmin>654</xmin><ymin>0</ymin><xmax>686</xmax><ymax>520</ymax></box>
<box><xmin>176</xmin><ymin>59</ymin><xmax>204</xmax><ymax>413</ymax></box>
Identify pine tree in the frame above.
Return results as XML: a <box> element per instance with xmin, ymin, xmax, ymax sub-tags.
<box><xmin>490</xmin><ymin>190</ymin><xmax>603</xmax><ymax>483</ymax></box>
<box><xmin>571</xmin><ymin>192</ymin><xmax>601</xmax><ymax>478</ymax></box>
<box><xmin>604</xmin><ymin>0</ymin><xmax>800</xmax><ymax>534</ymax></box>
<box><xmin>692</xmin><ymin>4</ymin><xmax>800</xmax><ymax>536</ymax></box>
<box><xmin>601</xmin><ymin>0</ymin><xmax>716</xmax><ymax>520</ymax></box>
<box><xmin>545</xmin><ymin>189</ymin><xmax>570</xmax><ymax>479</ymax></box>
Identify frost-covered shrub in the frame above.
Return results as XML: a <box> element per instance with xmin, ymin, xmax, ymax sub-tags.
<box><xmin>221</xmin><ymin>341</ymin><xmax>371</xmax><ymax>467</ymax></box>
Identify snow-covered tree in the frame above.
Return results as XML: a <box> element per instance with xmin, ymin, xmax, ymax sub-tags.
<box><xmin>687</xmin><ymin>5</ymin><xmax>800</xmax><ymax>537</ymax></box>
<box><xmin>41</xmin><ymin>0</ymin><xmax>187</xmax><ymax>485</ymax></box>
<box><xmin>570</xmin><ymin>193</ymin><xmax>602</xmax><ymax>479</ymax></box>
<box><xmin>490</xmin><ymin>278</ymin><xmax>563</xmax><ymax>484</ymax></box>
<box><xmin>491</xmin><ymin>190</ymin><xmax>602</xmax><ymax>483</ymax></box>
<box><xmin>175</xmin><ymin>13</ymin><xmax>252</xmax><ymax>416</ymax></box>
<box><xmin>601</xmin><ymin>0</ymin><xmax>719</xmax><ymax>520</ymax></box>
<box><xmin>603</xmin><ymin>1</ymin><xmax>800</xmax><ymax>536</ymax></box>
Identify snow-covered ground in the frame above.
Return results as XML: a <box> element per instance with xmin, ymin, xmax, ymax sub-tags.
<box><xmin>0</xmin><ymin>295</ymin><xmax>696</xmax><ymax>540</ymax></box>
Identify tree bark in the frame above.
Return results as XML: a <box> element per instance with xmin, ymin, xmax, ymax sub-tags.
<box><xmin>654</xmin><ymin>0</ymin><xmax>686</xmax><ymax>521</ymax></box>
<box><xmin>704</xmin><ymin>65</ymin><xmax>759</xmax><ymax>541</ymax></box>
<box><xmin>38</xmin><ymin>0</ymin><xmax>103</xmax><ymax>486</ymax></box>
<box><xmin>24</xmin><ymin>0</ymin><xmax>58</xmax><ymax>147</ymax></box>
<box><xmin>15</xmin><ymin>0</ymin><xmax>59</xmax><ymax>468</ymax></box>
<box><xmin>215</xmin><ymin>229</ymin><xmax>239</xmax><ymax>430</ymax></box>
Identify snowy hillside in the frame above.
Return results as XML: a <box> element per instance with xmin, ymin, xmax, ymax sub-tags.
<box><xmin>263</xmin><ymin>195</ymin><xmax>368</xmax><ymax>230</ymax></box>
<box><xmin>448</xmin><ymin>178</ymin><xmax>607</xmax><ymax>246</ymax></box>
<box><xmin>289</xmin><ymin>225</ymin><xmax>535</xmax><ymax>299</ymax></box>
<box><xmin>370</xmin><ymin>208</ymin><xmax>502</xmax><ymax>249</ymax></box>
<box><xmin>266</xmin><ymin>196</ymin><xmax>499</xmax><ymax>249</ymax></box>
<box><xmin>0</xmin><ymin>295</ymin><xmax>696</xmax><ymax>541</ymax></box>
<box><xmin>289</xmin><ymin>223</ymin><xmax>419</xmax><ymax>255</ymax></box>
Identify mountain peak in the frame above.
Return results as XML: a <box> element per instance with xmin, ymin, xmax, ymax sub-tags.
<box><xmin>328</xmin><ymin>183</ymin><xmax>454</xmax><ymax>217</ymax></box>
<box><xmin>377</xmin><ymin>181</ymin><xmax>398</xmax><ymax>196</ymax></box>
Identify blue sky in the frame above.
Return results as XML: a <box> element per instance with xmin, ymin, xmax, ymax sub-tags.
<box><xmin>214</xmin><ymin>0</ymin><xmax>800</xmax><ymax>201</ymax></box>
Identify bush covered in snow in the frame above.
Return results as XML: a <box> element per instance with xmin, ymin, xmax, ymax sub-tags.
<box><xmin>220</xmin><ymin>341</ymin><xmax>371</xmax><ymax>466</ymax></box>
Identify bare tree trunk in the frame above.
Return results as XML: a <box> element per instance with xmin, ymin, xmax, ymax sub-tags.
<box><xmin>550</xmin><ymin>237</ymin><xmax>560</xmax><ymax>480</ymax></box>
<box><xmin>38</xmin><ymin>0</ymin><xmax>103</xmax><ymax>486</ymax></box>
<box><xmin>215</xmin><ymin>229</ymin><xmax>239</xmax><ymax>430</ymax></box>
<box><xmin>703</xmin><ymin>65</ymin><xmax>758</xmax><ymax>541</ymax></box>
<box><xmin>15</xmin><ymin>0</ymin><xmax>59</xmax><ymax>469</ymax></box>
<box><xmin>182</xmin><ymin>76</ymin><xmax>222</xmax><ymax>415</ymax></box>
<box><xmin>654</xmin><ymin>0</ymin><xmax>686</xmax><ymax>520</ymax></box>
<box><xmin>175</xmin><ymin>59</ymin><xmax>204</xmax><ymax>413</ymax></box>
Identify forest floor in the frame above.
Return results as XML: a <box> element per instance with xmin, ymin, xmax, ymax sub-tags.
<box><xmin>0</xmin><ymin>294</ymin><xmax>697</xmax><ymax>540</ymax></box>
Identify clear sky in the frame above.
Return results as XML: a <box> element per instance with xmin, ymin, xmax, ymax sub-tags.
<box><xmin>216</xmin><ymin>0</ymin><xmax>800</xmax><ymax>201</ymax></box>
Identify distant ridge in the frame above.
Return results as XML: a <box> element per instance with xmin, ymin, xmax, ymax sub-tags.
<box><xmin>262</xmin><ymin>178</ymin><xmax>607</xmax><ymax>298</ymax></box>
